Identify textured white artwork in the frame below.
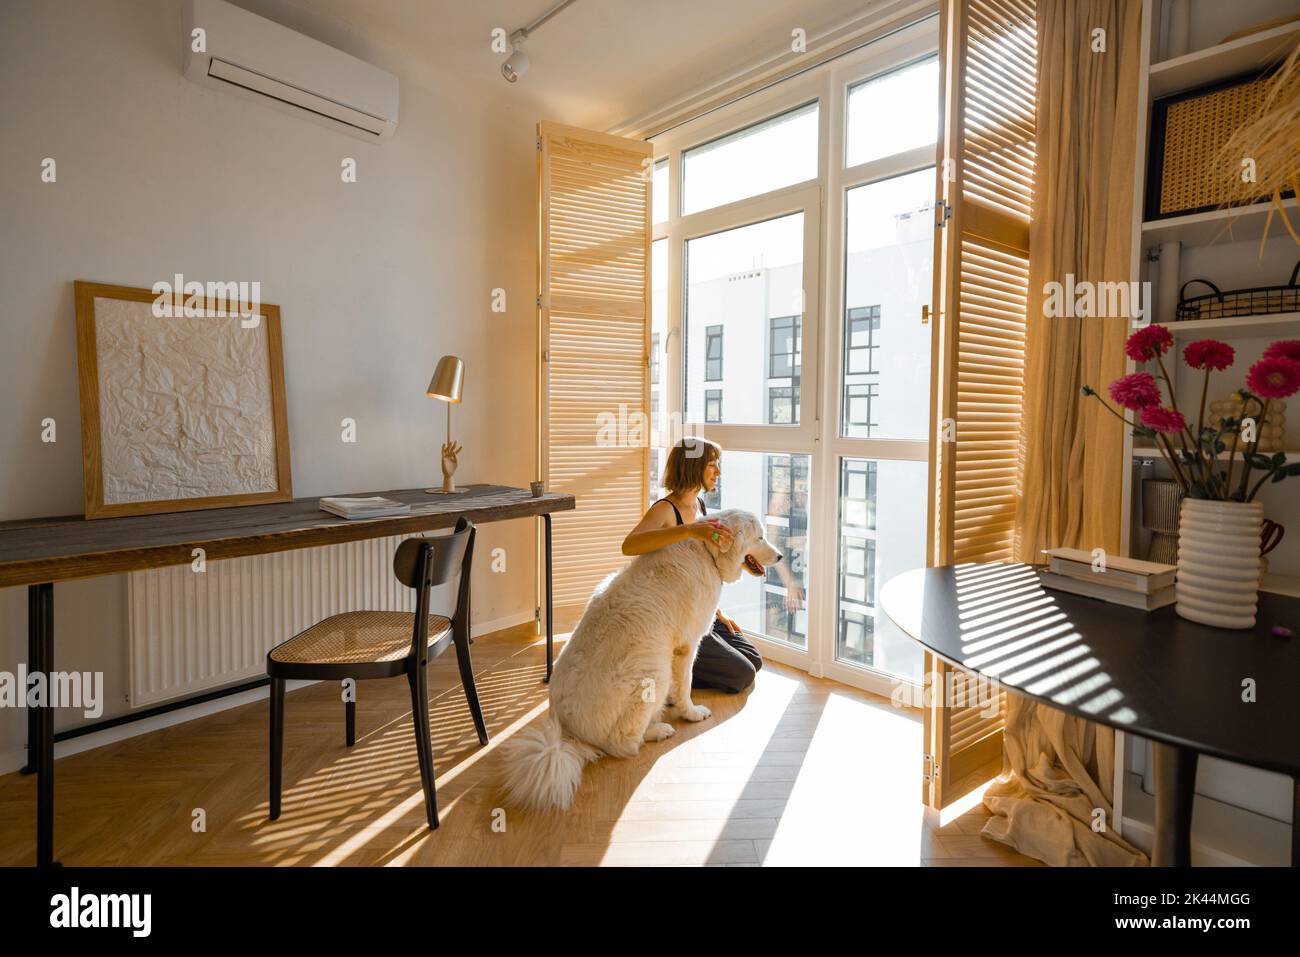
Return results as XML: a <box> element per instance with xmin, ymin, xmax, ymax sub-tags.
<box><xmin>93</xmin><ymin>297</ymin><xmax>279</xmax><ymax>504</ymax></box>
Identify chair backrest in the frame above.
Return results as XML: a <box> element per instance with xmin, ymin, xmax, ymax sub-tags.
<box><xmin>393</xmin><ymin>517</ymin><xmax>473</xmax><ymax>590</ymax></box>
<box><xmin>394</xmin><ymin>517</ymin><xmax>475</xmax><ymax>663</ymax></box>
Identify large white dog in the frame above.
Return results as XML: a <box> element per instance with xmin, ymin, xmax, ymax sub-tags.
<box><xmin>501</xmin><ymin>509</ymin><xmax>782</xmax><ymax>812</ymax></box>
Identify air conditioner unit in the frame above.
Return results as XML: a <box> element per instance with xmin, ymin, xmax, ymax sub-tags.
<box><xmin>184</xmin><ymin>0</ymin><xmax>398</xmax><ymax>141</ymax></box>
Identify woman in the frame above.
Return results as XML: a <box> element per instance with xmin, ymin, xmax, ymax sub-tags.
<box><xmin>621</xmin><ymin>437</ymin><xmax>803</xmax><ymax>693</ymax></box>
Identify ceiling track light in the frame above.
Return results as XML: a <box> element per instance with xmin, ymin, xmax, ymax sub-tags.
<box><xmin>501</xmin><ymin>0</ymin><xmax>578</xmax><ymax>83</ymax></box>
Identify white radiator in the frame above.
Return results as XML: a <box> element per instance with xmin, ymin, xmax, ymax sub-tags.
<box><xmin>127</xmin><ymin>535</ymin><xmax>419</xmax><ymax>706</ymax></box>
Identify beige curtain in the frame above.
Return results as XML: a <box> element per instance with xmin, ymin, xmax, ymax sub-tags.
<box><xmin>984</xmin><ymin>0</ymin><xmax>1149</xmax><ymax>866</ymax></box>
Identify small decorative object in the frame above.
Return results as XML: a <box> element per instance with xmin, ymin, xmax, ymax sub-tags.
<box><xmin>1146</xmin><ymin>70</ymin><xmax>1292</xmax><ymax>221</ymax></box>
<box><xmin>1141</xmin><ymin>478</ymin><xmax>1184</xmax><ymax>563</ymax></box>
<box><xmin>73</xmin><ymin>281</ymin><xmax>292</xmax><ymax>519</ymax></box>
<box><xmin>425</xmin><ymin>355</ymin><xmax>464</xmax><ymax>494</ymax></box>
<box><xmin>1209</xmin><ymin>394</ymin><xmax>1286</xmax><ymax>451</ymax></box>
<box><xmin>1083</xmin><ymin>331</ymin><xmax>1300</xmax><ymax>628</ymax></box>
<box><xmin>1175</xmin><ymin>262</ymin><xmax>1300</xmax><ymax>322</ymax></box>
<box><xmin>1273</xmin><ymin>625</ymin><xmax>1294</xmax><ymax>639</ymax></box>
<box><xmin>530</xmin><ymin>480</ymin><xmax>544</xmax><ymax>497</ymax></box>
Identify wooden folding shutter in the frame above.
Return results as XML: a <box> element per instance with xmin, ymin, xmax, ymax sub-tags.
<box><xmin>923</xmin><ymin>0</ymin><xmax>1036</xmax><ymax>809</ymax></box>
<box><xmin>538</xmin><ymin>122</ymin><xmax>652</xmax><ymax>620</ymax></box>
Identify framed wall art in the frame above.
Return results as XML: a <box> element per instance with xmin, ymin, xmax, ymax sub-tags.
<box><xmin>73</xmin><ymin>280</ymin><xmax>292</xmax><ymax>519</ymax></box>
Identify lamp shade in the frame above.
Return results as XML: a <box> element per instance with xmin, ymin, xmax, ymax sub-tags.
<box><xmin>426</xmin><ymin>355</ymin><xmax>464</xmax><ymax>403</ymax></box>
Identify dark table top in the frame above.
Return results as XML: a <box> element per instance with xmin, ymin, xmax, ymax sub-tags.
<box><xmin>0</xmin><ymin>485</ymin><xmax>575</xmax><ymax>588</ymax></box>
<box><xmin>881</xmin><ymin>563</ymin><xmax>1300</xmax><ymax>776</ymax></box>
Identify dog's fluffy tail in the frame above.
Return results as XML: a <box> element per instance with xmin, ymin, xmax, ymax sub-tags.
<box><xmin>499</xmin><ymin>714</ymin><xmax>599</xmax><ymax>813</ymax></box>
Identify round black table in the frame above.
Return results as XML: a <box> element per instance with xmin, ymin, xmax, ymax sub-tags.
<box><xmin>880</xmin><ymin>563</ymin><xmax>1300</xmax><ymax>866</ymax></box>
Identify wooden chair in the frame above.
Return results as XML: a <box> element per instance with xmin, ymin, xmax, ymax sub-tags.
<box><xmin>266</xmin><ymin>517</ymin><xmax>486</xmax><ymax>829</ymax></box>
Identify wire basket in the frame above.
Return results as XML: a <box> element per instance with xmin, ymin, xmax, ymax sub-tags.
<box><xmin>1175</xmin><ymin>260</ymin><xmax>1300</xmax><ymax>322</ymax></box>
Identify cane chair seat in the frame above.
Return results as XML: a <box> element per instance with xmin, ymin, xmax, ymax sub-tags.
<box><xmin>269</xmin><ymin>611</ymin><xmax>453</xmax><ymax>666</ymax></box>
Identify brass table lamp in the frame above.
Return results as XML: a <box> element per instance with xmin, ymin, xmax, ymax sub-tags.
<box><xmin>426</xmin><ymin>355</ymin><xmax>464</xmax><ymax>493</ymax></box>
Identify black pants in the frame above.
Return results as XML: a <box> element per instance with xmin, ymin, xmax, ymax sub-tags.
<box><xmin>692</xmin><ymin>616</ymin><xmax>763</xmax><ymax>694</ymax></box>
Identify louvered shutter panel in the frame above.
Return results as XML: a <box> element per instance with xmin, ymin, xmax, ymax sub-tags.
<box><xmin>923</xmin><ymin>0</ymin><xmax>1036</xmax><ymax>810</ymax></box>
<box><xmin>538</xmin><ymin>122</ymin><xmax>652</xmax><ymax>619</ymax></box>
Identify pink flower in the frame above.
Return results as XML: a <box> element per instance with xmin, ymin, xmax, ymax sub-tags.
<box><xmin>1108</xmin><ymin>372</ymin><xmax>1161</xmax><ymax>410</ymax></box>
<box><xmin>1246</xmin><ymin>357</ymin><xmax>1300</xmax><ymax>399</ymax></box>
<box><xmin>1140</xmin><ymin>406</ymin><xmax>1186</xmax><ymax>434</ymax></box>
<box><xmin>1263</xmin><ymin>340</ymin><xmax>1300</xmax><ymax>363</ymax></box>
<box><xmin>1182</xmin><ymin>339</ymin><xmax>1235</xmax><ymax>371</ymax></box>
<box><xmin>1126</xmin><ymin>325</ymin><xmax>1174</xmax><ymax>362</ymax></box>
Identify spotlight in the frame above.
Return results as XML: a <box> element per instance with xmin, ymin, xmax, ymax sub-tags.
<box><xmin>500</xmin><ymin>1</ymin><xmax>578</xmax><ymax>83</ymax></box>
<box><xmin>502</xmin><ymin>43</ymin><xmax>530</xmax><ymax>83</ymax></box>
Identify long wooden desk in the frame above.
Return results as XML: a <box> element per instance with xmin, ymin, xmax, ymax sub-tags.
<box><xmin>881</xmin><ymin>563</ymin><xmax>1300</xmax><ymax>867</ymax></box>
<box><xmin>0</xmin><ymin>484</ymin><xmax>575</xmax><ymax>867</ymax></box>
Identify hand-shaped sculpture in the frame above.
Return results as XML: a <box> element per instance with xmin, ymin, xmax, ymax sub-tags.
<box><xmin>440</xmin><ymin>440</ymin><xmax>462</xmax><ymax>493</ymax></box>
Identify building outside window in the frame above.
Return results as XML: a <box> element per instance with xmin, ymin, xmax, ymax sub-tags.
<box><xmin>846</xmin><ymin>305</ymin><xmax>880</xmax><ymax>373</ymax></box>
<box><xmin>766</xmin><ymin>315</ymin><xmax>801</xmax><ymax>426</ymax></box>
<box><xmin>845</xmin><ymin>382</ymin><xmax>878</xmax><ymax>435</ymax></box>
<box><xmin>704</xmin><ymin>325</ymin><xmax>723</xmax><ymax>381</ymax></box>
<box><xmin>843</xmin><ymin>305</ymin><xmax>880</xmax><ymax>437</ymax></box>
<box><xmin>704</xmin><ymin>388</ymin><xmax>722</xmax><ymax>423</ymax></box>
<box><xmin>769</xmin><ymin>315</ymin><xmax>800</xmax><ymax>377</ymax></box>
<box><xmin>837</xmin><ymin>458</ymin><xmax>878</xmax><ymax>666</ymax></box>
<box><xmin>767</xmin><ymin>385</ymin><xmax>797</xmax><ymax>424</ymax></box>
<box><xmin>762</xmin><ymin>453</ymin><xmax>808</xmax><ymax>645</ymax></box>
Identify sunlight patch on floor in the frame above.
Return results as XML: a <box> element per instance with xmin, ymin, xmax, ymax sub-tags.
<box><xmin>761</xmin><ymin>689</ymin><xmax>925</xmax><ymax>866</ymax></box>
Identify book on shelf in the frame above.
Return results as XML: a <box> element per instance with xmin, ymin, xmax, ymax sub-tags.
<box><xmin>319</xmin><ymin>496</ymin><xmax>411</xmax><ymax>519</ymax></box>
<box><xmin>1041</xmin><ymin>547</ymin><xmax>1176</xmax><ymax>594</ymax></box>
<box><xmin>1039</xmin><ymin>571</ymin><xmax>1176</xmax><ymax>611</ymax></box>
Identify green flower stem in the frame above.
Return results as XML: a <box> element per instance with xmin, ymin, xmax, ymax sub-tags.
<box><xmin>1237</xmin><ymin>398</ymin><xmax>1269</xmax><ymax>501</ymax></box>
<box><xmin>1247</xmin><ymin>466</ymin><xmax>1278</xmax><ymax>502</ymax></box>
<box><xmin>1154</xmin><ymin>352</ymin><xmax>1203</xmax><ymax>481</ymax></box>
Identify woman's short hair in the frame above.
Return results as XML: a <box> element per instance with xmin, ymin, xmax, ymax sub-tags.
<box><xmin>661</xmin><ymin>437</ymin><xmax>721</xmax><ymax>494</ymax></box>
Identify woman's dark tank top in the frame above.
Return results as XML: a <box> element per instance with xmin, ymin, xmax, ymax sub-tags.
<box><xmin>656</xmin><ymin>496</ymin><xmax>706</xmax><ymax>526</ymax></box>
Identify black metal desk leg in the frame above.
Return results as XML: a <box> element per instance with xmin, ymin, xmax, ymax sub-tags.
<box><xmin>30</xmin><ymin>582</ymin><xmax>57</xmax><ymax>867</ymax></box>
<box><xmin>1152</xmin><ymin>741</ymin><xmax>1197</xmax><ymax>866</ymax></box>
<box><xmin>20</xmin><ymin>586</ymin><xmax>41</xmax><ymax>776</ymax></box>
<box><xmin>544</xmin><ymin>512</ymin><xmax>554</xmax><ymax>683</ymax></box>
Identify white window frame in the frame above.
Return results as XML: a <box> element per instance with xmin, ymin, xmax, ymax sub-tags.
<box><xmin>650</xmin><ymin>16</ymin><xmax>940</xmax><ymax>694</ymax></box>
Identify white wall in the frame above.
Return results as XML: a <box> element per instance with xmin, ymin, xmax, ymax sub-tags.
<box><xmin>0</xmin><ymin>0</ymin><xmax>541</xmax><ymax>760</ymax></box>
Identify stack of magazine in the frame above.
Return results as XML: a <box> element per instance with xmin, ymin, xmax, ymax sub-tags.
<box><xmin>1040</xmin><ymin>547</ymin><xmax>1177</xmax><ymax>611</ymax></box>
<box><xmin>319</xmin><ymin>496</ymin><xmax>411</xmax><ymax>520</ymax></box>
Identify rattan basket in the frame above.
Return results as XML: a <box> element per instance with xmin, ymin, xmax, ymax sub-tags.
<box><xmin>1146</xmin><ymin>70</ymin><xmax>1293</xmax><ymax>220</ymax></box>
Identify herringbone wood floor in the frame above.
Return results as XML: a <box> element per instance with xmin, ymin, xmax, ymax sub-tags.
<box><xmin>0</xmin><ymin>623</ymin><xmax>1040</xmax><ymax>866</ymax></box>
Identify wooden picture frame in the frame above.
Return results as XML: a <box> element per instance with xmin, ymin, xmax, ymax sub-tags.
<box><xmin>74</xmin><ymin>281</ymin><xmax>293</xmax><ymax>519</ymax></box>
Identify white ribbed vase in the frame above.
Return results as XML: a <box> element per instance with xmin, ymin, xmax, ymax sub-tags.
<box><xmin>1175</xmin><ymin>499</ymin><xmax>1263</xmax><ymax>629</ymax></box>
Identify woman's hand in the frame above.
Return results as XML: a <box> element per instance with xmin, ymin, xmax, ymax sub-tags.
<box><xmin>716</xmin><ymin>611</ymin><xmax>743</xmax><ymax>636</ymax></box>
<box><xmin>689</xmin><ymin>519</ymin><xmax>733</xmax><ymax>552</ymax></box>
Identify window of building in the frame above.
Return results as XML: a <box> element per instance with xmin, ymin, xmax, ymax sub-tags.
<box><xmin>704</xmin><ymin>388</ymin><xmax>722</xmax><ymax>423</ymax></box>
<box><xmin>844</xmin><ymin>383</ymin><xmax>878</xmax><ymax>436</ymax></box>
<box><xmin>846</xmin><ymin>305</ymin><xmax>880</xmax><ymax>374</ymax></box>
<box><xmin>769</xmin><ymin>315</ymin><xmax>801</xmax><ymax>378</ymax></box>
<box><xmin>704</xmin><ymin>324</ymin><xmax>723</xmax><ymax>381</ymax></box>
<box><xmin>767</xmin><ymin>385</ymin><xmax>798</xmax><ymax>424</ymax></box>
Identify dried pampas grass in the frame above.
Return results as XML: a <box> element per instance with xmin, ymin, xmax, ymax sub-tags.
<box><xmin>1212</xmin><ymin>36</ymin><xmax>1300</xmax><ymax>249</ymax></box>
